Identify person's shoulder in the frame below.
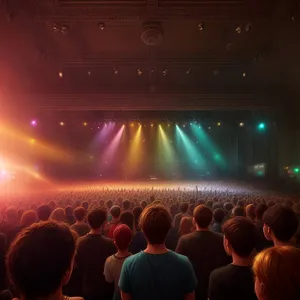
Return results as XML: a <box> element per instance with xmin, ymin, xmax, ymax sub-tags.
<box><xmin>179</xmin><ymin>231</ymin><xmax>199</xmax><ymax>242</ymax></box>
<box><xmin>101</xmin><ymin>234</ymin><xmax>114</xmax><ymax>244</ymax></box>
<box><xmin>168</xmin><ymin>250</ymin><xmax>190</xmax><ymax>263</ymax></box>
<box><xmin>210</xmin><ymin>264</ymin><xmax>232</xmax><ymax>280</ymax></box>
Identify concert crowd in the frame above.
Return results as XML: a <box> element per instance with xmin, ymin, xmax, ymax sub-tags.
<box><xmin>0</xmin><ymin>184</ymin><xmax>300</xmax><ymax>300</ymax></box>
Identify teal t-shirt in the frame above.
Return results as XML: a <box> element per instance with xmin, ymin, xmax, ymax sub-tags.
<box><xmin>119</xmin><ymin>250</ymin><xmax>197</xmax><ymax>300</ymax></box>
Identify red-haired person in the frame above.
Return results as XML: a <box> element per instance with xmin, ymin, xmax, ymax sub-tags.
<box><xmin>104</xmin><ymin>224</ymin><xmax>132</xmax><ymax>300</ymax></box>
<box><xmin>253</xmin><ymin>246</ymin><xmax>300</xmax><ymax>300</ymax></box>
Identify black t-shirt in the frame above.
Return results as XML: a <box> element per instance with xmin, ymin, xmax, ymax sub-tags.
<box><xmin>209</xmin><ymin>264</ymin><xmax>257</xmax><ymax>300</ymax></box>
<box><xmin>75</xmin><ymin>234</ymin><xmax>116</xmax><ymax>299</ymax></box>
<box><xmin>176</xmin><ymin>231</ymin><xmax>231</xmax><ymax>300</ymax></box>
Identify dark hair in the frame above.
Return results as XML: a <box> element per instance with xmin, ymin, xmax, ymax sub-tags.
<box><xmin>74</xmin><ymin>207</ymin><xmax>86</xmax><ymax>222</ymax></box>
<box><xmin>179</xmin><ymin>202</ymin><xmax>189</xmax><ymax>213</ymax></box>
<box><xmin>7</xmin><ymin>222</ymin><xmax>76</xmax><ymax>299</ymax></box>
<box><xmin>37</xmin><ymin>205</ymin><xmax>51</xmax><ymax>221</ymax></box>
<box><xmin>139</xmin><ymin>204</ymin><xmax>172</xmax><ymax>244</ymax></box>
<box><xmin>193</xmin><ymin>205</ymin><xmax>212</xmax><ymax>228</ymax></box>
<box><xmin>213</xmin><ymin>208</ymin><xmax>225</xmax><ymax>223</ymax></box>
<box><xmin>122</xmin><ymin>200</ymin><xmax>130</xmax><ymax>211</ymax></box>
<box><xmin>87</xmin><ymin>208</ymin><xmax>107</xmax><ymax>229</ymax></box>
<box><xmin>81</xmin><ymin>201</ymin><xmax>89</xmax><ymax>211</ymax></box>
<box><xmin>255</xmin><ymin>203</ymin><xmax>267</xmax><ymax>221</ymax></box>
<box><xmin>223</xmin><ymin>217</ymin><xmax>257</xmax><ymax>257</ymax></box>
<box><xmin>64</xmin><ymin>206</ymin><xmax>73</xmax><ymax>217</ymax></box>
<box><xmin>263</xmin><ymin>205</ymin><xmax>299</xmax><ymax>242</ymax></box>
<box><xmin>120</xmin><ymin>211</ymin><xmax>134</xmax><ymax>231</ymax></box>
<box><xmin>110</xmin><ymin>205</ymin><xmax>121</xmax><ymax>219</ymax></box>
<box><xmin>232</xmin><ymin>206</ymin><xmax>245</xmax><ymax>217</ymax></box>
<box><xmin>237</xmin><ymin>200</ymin><xmax>245</xmax><ymax>208</ymax></box>
<box><xmin>133</xmin><ymin>206</ymin><xmax>143</xmax><ymax>230</ymax></box>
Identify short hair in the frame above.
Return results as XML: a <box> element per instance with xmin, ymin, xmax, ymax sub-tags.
<box><xmin>179</xmin><ymin>202</ymin><xmax>189</xmax><ymax>213</ymax></box>
<box><xmin>193</xmin><ymin>205</ymin><xmax>212</xmax><ymax>228</ymax></box>
<box><xmin>37</xmin><ymin>205</ymin><xmax>51</xmax><ymax>221</ymax></box>
<box><xmin>7</xmin><ymin>222</ymin><xmax>76</xmax><ymax>299</ymax></box>
<box><xmin>64</xmin><ymin>206</ymin><xmax>73</xmax><ymax>217</ymax></box>
<box><xmin>110</xmin><ymin>205</ymin><xmax>121</xmax><ymax>219</ymax></box>
<box><xmin>120</xmin><ymin>211</ymin><xmax>134</xmax><ymax>231</ymax></box>
<box><xmin>74</xmin><ymin>207</ymin><xmax>86</xmax><ymax>222</ymax></box>
<box><xmin>122</xmin><ymin>200</ymin><xmax>130</xmax><ymax>211</ymax></box>
<box><xmin>246</xmin><ymin>204</ymin><xmax>255</xmax><ymax>220</ymax></box>
<box><xmin>50</xmin><ymin>208</ymin><xmax>66</xmax><ymax>223</ymax></box>
<box><xmin>81</xmin><ymin>201</ymin><xmax>89</xmax><ymax>211</ymax></box>
<box><xmin>113</xmin><ymin>224</ymin><xmax>132</xmax><ymax>251</ymax></box>
<box><xmin>255</xmin><ymin>203</ymin><xmax>267</xmax><ymax>221</ymax></box>
<box><xmin>224</xmin><ymin>202</ymin><xmax>233</xmax><ymax>212</ymax></box>
<box><xmin>20</xmin><ymin>210</ymin><xmax>37</xmax><ymax>227</ymax></box>
<box><xmin>253</xmin><ymin>246</ymin><xmax>300</xmax><ymax>300</ymax></box>
<box><xmin>223</xmin><ymin>217</ymin><xmax>257</xmax><ymax>257</ymax></box>
<box><xmin>232</xmin><ymin>206</ymin><xmax>245</xmax><ymax>217</ymax></box>
<box><xmin>139</xmin><ymin>204</ymin><xmax>172</xmax><ymax>244</ymax></box>
<box><xmin>213</xmin><ymin>208</ymin><xmax>225</xmax><ymax>223</ymax></box>
<box><xmin>263</xmin><ymin>205</ymin><xmax>299</xmax><ymax>242</ymax></box>
<box><xmin>132</xmin><ymin>206</ymin><xmax>143</xmax><ymax>229</ymax></box>
<box><xmin>179</xmin><ymin>217</ymin><xmax>193</xmax><ymax>236</ymax></box>
<box><xmin>6</xmin><ymin>207</ymin><xmax>17</xmax><ymax>221</ymax></box>
<box><xmin>141</xmin><ymin>200</ymin><xmax>148</xmax><ymax>209</ymax></box>
<box><xmin>87</xmin><ymin>208</ymin><xmax>107</xmax><ymax>229</ymax></box>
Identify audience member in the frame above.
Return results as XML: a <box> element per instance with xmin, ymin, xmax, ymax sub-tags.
<box><xmin>50</xmin><ymin>208</ymin><xmax>66</xmax><ymax>223</ymax></box>
<box><xmin>120</xmin><ymin>211</ymin><xmax>134</xmax><ymax>231</ymax></box>
<box><xmin>76</xmin><ymin>208</ymin><xmax>116</xmax><ymax>300</ymax></box>
<box><xmin>211</xmin><ymin>209</ymin><xmax>225</xmax><ymax>234</ymax></box>
<box><xmin>130</xmin><ymin>207</ymin><xmax>147</xmax><ymax>254</ymax></box>
<box><xmin>174</xmin><ymin>202</ymin><xmax>189</xmax><ymax>229</ymax></box>
<box><xmin>107</xmin><ymin>206</ymin><xmax>121</xmax><ymax>238</ymax></box>
<box><xmin>245</xmin><ymin>204</ymin><xmax>255</xmax><ymax>222</ymax></box>
<box><xmin>176</xmin><ymin>205</ymin><xmax>230</xmax><ymax>300</ymax></box>
<box><xmin>70</xmin><ymin>207</ymin><xmax>90</xmax><ymax>237</ymax></box>
<box><xmin>7</xmin><ymin>222</ymin><xmax>82</xmax><ymax>300</ymax></box>
<box><xmin>232</xmin><ymin>206</ymin><xmax>245</xmax><ymax>217</ymax></box>
<box><xmin>122</xmin><ymin>200</ymin><xmax>130</xmax><ymax>212</ymax></box>
<box><xmin>179</xmin><ymin>217</ymin><xmax>194</xmax><ymax>236</ymax></box>
<box><xmin>119</xmin><ymin>204</ymin><xmax>197</xmax><ymax>300</ymax></box>
<box><xmin>65</xmin><ymin>206</ymin><xmax>75</xmax><ymax>225</ymax></box>
<box><xmin>253</xmin><ymin>246</ymin><xmax>300</xmax><ymax>300</ymax></box>
<box><xmin>263</xmin><ymin>204</ymin><xmax>299</xmax><ymax>246</ymax></box>
<box><xmin>37</xmin><ymin>204</ymin><xmax>51</xmax><ymax>221</ymax></box>
<box><xmin>104</xmin><ymin>225</ymin><xmax>132</xmax><ymax>300</ymax></box>
<box><xmin>209</xmin><ymin>217</ymin><xmax>257</xmax><ymax>300</ymax></box>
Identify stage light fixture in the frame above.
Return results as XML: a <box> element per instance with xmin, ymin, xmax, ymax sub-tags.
<box><xmin>59</xmin><ymin>72</ymin><xmax>63</xmax><ymax>78</ymax></box>
<box><xmin>60</xmin><ymin>122</ymin><xmax>64</xmax><ymax>126</ymax></box>
<box><xmin>114</xmin><ymin>68</ymin><xmax>119</xmax><ymax>75</ymax></box>
<box><xmin>242</xmin><ymin>72</ymin><xmax>247</xmax><ymax>77</ymax></box>
<box><xmin>208</xmin><ymin>127</ymin><xmax>211</xmax><ymax>130</ymax></box>
<box><xmin>137</xmin><ymin>69</ymin><xmax>143</xmax><ymax>76</ymax></box>
<box><xmin>236</xmin><ymin>26</ymin><xmax>242</xmax><ymax>34</ymax></box>
<box><xmin>162</xmin><ymin>69</ymin><xmax>168</xmax><ymax>76</ymax></box>
<box><xmin>294</xmin><ymin>168</ymin><xmax>300</xmax><ymax>173</ymax></box>
<box><xmin>217</xmin><ymin>122</ymin><xmax>221</xmax><ymax>126</ymax></box>
<box><xmin>130</xmin><ymin>123</ymin><xmax>134</xmax><ymax>127</ymax></box>
<box><xmin>257</xmin><ymin>122</ymin><xmax>266</xmax><ymax>131</ymax></box>
<box><xmin>239</xmin><ymin>122</ymin><xmax>244</xmax><ymax>127</ymax></box>
<box><xmin>83</xmin><ymin>122</ymin><xmax>88</xmax><ymax>127</ymax></box>
<box><xmin>186</xmin><ymin>68</ymin><xmax>191</xmax><ymax>75</ymax></box>
<box><xmin>98</xmin><ymin>22</ymin><xmax>105</xmax><ymax>30</ymax></box>
<box><xmin>183</xmin><ymin>124</ymin><xmax>186</xmax><ymax>128</ymax></box>
<box><xmin>31</xmin><ymin>120</ymin><xmax>37</xmax><ymax>126</ymax></box>
<box><xmin>151</xmin><ymin>124</ymin><xmax>154</xmax><ymax>127</ymax></box>
<box><xmin>87</xmin><ymin>71</ymin><xmax>92</xmax><ymax>76</ymax></box>
<box><xmin>197</xmin><ymin>23</ymin><xmax>204</xmax><ymax>31</ymax></box>
<box><xmin>168</xmin><ymin>124</ymin><xmax>171</xmax><ymax>127</ymax></box>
